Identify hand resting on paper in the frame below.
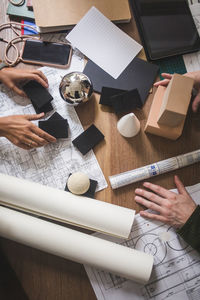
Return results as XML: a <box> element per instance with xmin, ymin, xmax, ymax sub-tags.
<box><xmin>154</xmin><ymin>71</ymin><xmax>200</xmax><ymax>113</ymax></box>
<box><xmin>0</xmin><ymin>113</ymin><xmax>56</xmax><ymax>150</ymax></box>
<box><xmin>0</xmin><ymin>68</ymin><xmax>48</xmax><ymax>96</ymax></box>
<box><xmin>0</xmin><ymin>68</ymin><xmax>56</xmax><ymax>149</ymax></box>
<box><xmin>135</xmin><ymin>175</ymin><xmax>197</xmax><ymax>228</ymax></box>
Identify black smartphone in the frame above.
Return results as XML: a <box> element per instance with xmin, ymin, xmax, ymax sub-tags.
<box><xmin>21</xmin><ymin>39</ymin><xmax>72</xmax><ymax>68</ymax></box>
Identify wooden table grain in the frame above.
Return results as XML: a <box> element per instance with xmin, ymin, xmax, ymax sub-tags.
<box><xmin>0</xmin><ymin>1</ymin><xmax>200</xmax><ymax>299</ymax></box>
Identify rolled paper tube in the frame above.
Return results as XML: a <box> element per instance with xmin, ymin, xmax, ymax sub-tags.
<box><xmin>0</xmin><ymin>173</ymin><xmax>135</xmax><ymax>238</ymax></box>
<box><xmin>0</xmin><ymin>207</ymin><xmax>153</xmax><ymax>283</ymax></box>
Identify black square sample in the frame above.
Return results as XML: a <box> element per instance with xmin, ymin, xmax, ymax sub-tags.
<box><xmin>99</xmin><ymin>87</ymin><xmax>126</xmax><ymax>106</ymax></box>
<box><xmin>83</xmin><ymin>58</ymin><xmax>159</xmax><ymax>104</ymax></box>
<box><xmin>65</xmin><ymin>176</ymin><xmax>98</xmax><ymax>198</ymax></box>
<box><xmin>32</xmin><ymin>101</ymin><xmax>53</xmax><ymax>114</ymax></box>
<box><xmin>23</xmin><ymin>80</ymin><xmax>53</xmax><ymax>111</ymax></box>
<box><xmin>48</xmin><ymin>112</ymin><xmax>64</xmax><ymax>121</ymax></box>
<box><xmin>39</xmin><ymin>119</ymin><xmax>69</xmax><ymax>138</ymax></box>
<box><xmin>72</xmin><ymin>124</ymin><xmax>104</xmax><ymax>155</ymax></box>
<box><xmin>111</xmin><ymin>89</ymin><xmax>142</xmax><ymax>114</ymax></box>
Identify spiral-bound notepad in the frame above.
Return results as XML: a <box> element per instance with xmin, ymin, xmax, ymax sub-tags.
<box><xmin>66</xmin><ymin>7</ymin><xmax>142</xmax><ymax>79</ymax></box>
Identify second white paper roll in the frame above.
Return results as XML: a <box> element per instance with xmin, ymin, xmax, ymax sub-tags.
<box><xmin>0</xmin><ymin>207</ymin><xmax>153</xmax><ymax>284</ymax></box>
<box><xmin>0</xmin><ymin>173</ymin><xmax>135</xmax><ymax>238</ymax></box>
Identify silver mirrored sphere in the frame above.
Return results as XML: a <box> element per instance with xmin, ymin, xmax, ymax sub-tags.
<box><xmin>59</xmin><ymin>72</ymin><xmax>93</xmax><ymax>105</ymax></box>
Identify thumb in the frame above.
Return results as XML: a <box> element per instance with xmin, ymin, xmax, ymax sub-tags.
<box><xmin>25</xmin><ymin>113</ymin><xmax>45</xmax><ymax>121</ymax></box>
<box><xmin>174</xmin><ymin>175</ymin><xmax>188</xmax><ymax>195</ymax></box>
<box><xmin>192</xmin><ymin>91</ymin><xmax>200</xmax><ymax>113</ymax></box>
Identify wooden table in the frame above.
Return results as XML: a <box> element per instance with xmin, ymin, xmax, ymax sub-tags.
<box><xmin>1</xmin><ymin>1</ymin><xmax>200</xmax><ymax>299</ymax></box>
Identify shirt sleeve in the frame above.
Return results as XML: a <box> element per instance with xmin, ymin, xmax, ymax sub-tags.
<box><xmin>177</xmin><ymin>205</ymin><xmax>200</xmax><ymax>253</ymax></box>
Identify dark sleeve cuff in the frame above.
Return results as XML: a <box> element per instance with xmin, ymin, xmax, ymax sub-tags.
<box><xmin>178</xmin><ymin>205</ymin><xmax>200</xmax><ymax>253</ymax></box>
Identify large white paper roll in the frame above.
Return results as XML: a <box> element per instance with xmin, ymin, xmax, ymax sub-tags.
<box><xmin>0</xmin><ymin>207</ymin><xmax>153</xmax><ymax>283</ymax></box>
<box><xmin>0</xmin><ymin>173</ymin><xmax>135</xmax><ymax>238</ymax></box>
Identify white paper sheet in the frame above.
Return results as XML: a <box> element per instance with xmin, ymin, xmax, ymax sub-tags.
<box><xmin>66</xmin><ymin>7</ymin><xmax>142</xmax><ymax>79</ymax></box>
<box><xmin>0</xmin><ymin>206</ymin><xmax>153</xmax><ymax>284</ymax></box>
<box><xmin>0</xmin><ymin>173</ymin><xmax>135</xmax><ymax>238</ymax></box>
<box><xmin>84</xmin><ymin>183</ymin><xmax>200</xmax><ymax>300</ymax></box>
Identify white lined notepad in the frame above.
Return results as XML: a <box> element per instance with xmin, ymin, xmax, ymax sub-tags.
<box><xmin>66</xmin><ymin>7</ymin><xmax>142</xmax><ymax>79</ymax></box>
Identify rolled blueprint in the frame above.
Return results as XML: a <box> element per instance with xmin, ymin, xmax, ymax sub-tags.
<box><xmin>0</xmin><ymin>173</ymin><xmax>135</xmax><ymax>238</ymax></box>
<box><xmin>0</xmin><ymin>207</ymin><xmax>153</xmax><ymax>283</ymax></box>
<box><xmin>109</xmin><ymin>149</ymin><xmax>200</xmax><ymax>189</ymax></box>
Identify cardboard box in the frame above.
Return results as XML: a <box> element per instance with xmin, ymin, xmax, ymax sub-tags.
<box><xmin>157</xmin><ymin>74</ymin><xmax>194</xmax><ymax>127</ymax></box>
<box><xmin>144</xmin><ymin>86</ymin><xmax>186</xmax><ymax>140</ymax></box>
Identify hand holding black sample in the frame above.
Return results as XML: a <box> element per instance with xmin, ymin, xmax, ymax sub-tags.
<box><xmin>0</xmin><ymin>113</ymin><xmax>56</xmax><ymax>150</ymax></box>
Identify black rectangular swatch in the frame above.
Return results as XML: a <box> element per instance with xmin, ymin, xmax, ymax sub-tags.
<box><xmin>48</xmin><ymin>112</ymin><xmax>64</xmax><ymax>121</ymax></box>
<box><xmin>99</xmin><ymin>87</ymin><xmax>126</xmax><ymax>106</ymax></box>
<box><xmin>32</xmin><ymin>101</ymin><xmax>53</xmax><ymax>114</ymax></box>
<box><xmin>72</xmin><ymin>124</ymin><xmax>104</xmax><ymax>155</ymax></box>
<box><xmin>65</xmin><ymin>176</ymin><xmax>98</xmax><ymax>198</ymax></box>
<box><xmin>39</xmin><ymin>119</ymin><xmax>69</xmax><ymax>138</ymax></box>
<box><xmin>23</xmin><ymin>80</ymin><xmax>53</xmax><ymax>112</ymax></box>
<box><xmin>83</xmin><ymin>58</ymin><xmax>159</xmax><ymax>104</ymax></box>
<box><xmin>111</xmin><ymin>89</ymin><xmax>142</xmax><ymax>113</ymax></box>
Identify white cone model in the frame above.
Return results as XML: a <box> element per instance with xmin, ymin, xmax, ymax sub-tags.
<box><xmin>117</xmin><ymin>113</ymin><xmax>140</xmax><ymax>138</ymax></box>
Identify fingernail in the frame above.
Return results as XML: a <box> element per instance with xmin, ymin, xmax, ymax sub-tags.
<box><xmin>135</xmin><ymin>188</ymin><xmax>142</xmax><ymax>193</ymax></box>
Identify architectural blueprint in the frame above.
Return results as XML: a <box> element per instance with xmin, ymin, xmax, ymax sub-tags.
<box><xmin>85</xmin><ymin>183</ymin><xmax>200</xmax><ymax>300</ymax></box>
<box><xmin>0</xmin><ymin>55</ymin><xmax>107</xmax><ymax>191</ymax></box>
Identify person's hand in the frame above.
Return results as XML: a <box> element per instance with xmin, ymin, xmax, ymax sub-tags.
<box><xmin>135</xmin><ymin>175</ymin><xmax>197</xmax><ymax>228</ymax></box>
<box><xmin>0</xmin><ymin>113</ymin><xmax>56</xmax><ymax>150</ymax></box>
<box><xmin>154</xmin><ymin>71</ymin><xmax>200</xmax><ymax>112</ymax></box>
<box><xmin>0</xmin><ymin>68</ymin><xmax>48</xmax><ymax>97</ymax></box>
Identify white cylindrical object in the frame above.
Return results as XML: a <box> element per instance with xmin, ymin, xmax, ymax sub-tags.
<box><xmin>0</xmin><ymin>207</ymin><xmax>153</xmax><ymax>284</ymax></box>
<box><xmin>0</xmin><ymin>173</ymin><xmax>135</xmax><ymax>238</ymax></box>
<box><xmin>109</xmin><ymin>149</ymin><xmax>200</xmax><ymax>189</ymax></box>
<box><xmin>117</xmin><ymin>113</ymin><xmax>140</xmax><ymax>138</ymax></box>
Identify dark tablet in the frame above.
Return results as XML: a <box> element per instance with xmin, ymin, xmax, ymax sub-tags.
<box><xmin>130</xmin><ymin>0</ymin><xmax>200</xmax><ymax>60</ymax></box>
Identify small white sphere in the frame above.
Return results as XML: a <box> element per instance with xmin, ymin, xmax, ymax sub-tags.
<box><xmin>67</xmin><ymin>172</ymin><xmax>90</xmax><ymax>195</ymax></box>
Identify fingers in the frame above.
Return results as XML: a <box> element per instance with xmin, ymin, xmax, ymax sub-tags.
<box><xmin>26</xmin><ymin>70</ymin><xmax>48</xmax><ymax>88</ymax></box>
<box><xmin>174</xmin><ymin>175</ymin><xmax>188</xmax><ymax>195</ymax></box>
<box><xmin>154</xmin><ymin>79</ymin><xmax>170</xmax><ymax>87</ymax></box>
<box><xmin>160</xmin><ymin>73</ymin><xmax>173</xmax><ymax>79</ymax></box>
<box><xmin>25</xmin><ymin>113</ymin><xmax>45</xmax><ymax>121</ymax></box>
<box><xmin>135</xmin><ymin>195</ymin><xmax>163</xmax><ymax>213</ymax></box>
<box><xmin>153</xmin><ymin>73</ymin><xmax>173</xmax><ymax>87</ymax></box>
<box><xmin>31</xmin><ymin>125</ymin><xmax>56</xmax><ymax>143</ymax></box>
<box><xmin>33</xmin><ymin>70</ymin><xmax>48</xmax><ymax>85</ymax></box>
<box><xmin>139</xmin><ymin>210</ymin><xmax>168</xmax><ymax>223</ymax></box>
<box><xmin>192</xmin><ymin>91</ymin><xmax>200</xmax><ymax>113</ymax></box>
<box><xmin>142</xmin><ymin>181</ymin><xmax>172</xmax><ymax>199</ymax></box>
<box><xmin>135</xmin><ymin>187</ymin><xmax>163</xmax><ymax>205</ymax></box>
<box><xmin>12</xmin><ymin>85</ymin><xmax>26</xmax><ymax>97</ymax></box>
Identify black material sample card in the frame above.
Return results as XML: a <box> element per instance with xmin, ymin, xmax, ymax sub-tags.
<box><xmin>83</xmin><ymin>58</ymin><xmax>159</xmax><ymax>104</ymax></box>
<box><xmin>111</xmin><ymin>89</ymin><xmax>142</xmax><ymax>113</ymax></box>
<box><xmin>39</xmin><ymin>119</ymin><xmax>69</xmax><ymax>138</ymax></box>
<box><xmin>99</xmin><ymin>87</ymin><xmax>127</xmax><ymax>106</ymax></box>
<box><xmin>65</xmin><ymin>176</ymin><xmax>98</xmax><ymax>198</ymax></box>
<box><xmin>23</xmin><ymin>80</ymin><xmax>53</xmax><ymax>113</ymax></box>
<box><xmin>72</xmin><ymin>124</ymin><xmax>104</xmax><ymax>155</ymax></box>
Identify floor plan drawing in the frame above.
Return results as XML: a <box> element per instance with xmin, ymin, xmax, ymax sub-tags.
<box><xmin>85</xmin><ymin>184</ymin><xmax>200</xmax><ymax>300</ymax></box>
<box><xmin>0</xmin><ymin>59</ymin><xmax>107</xmax><ymax>192</ymax></box>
